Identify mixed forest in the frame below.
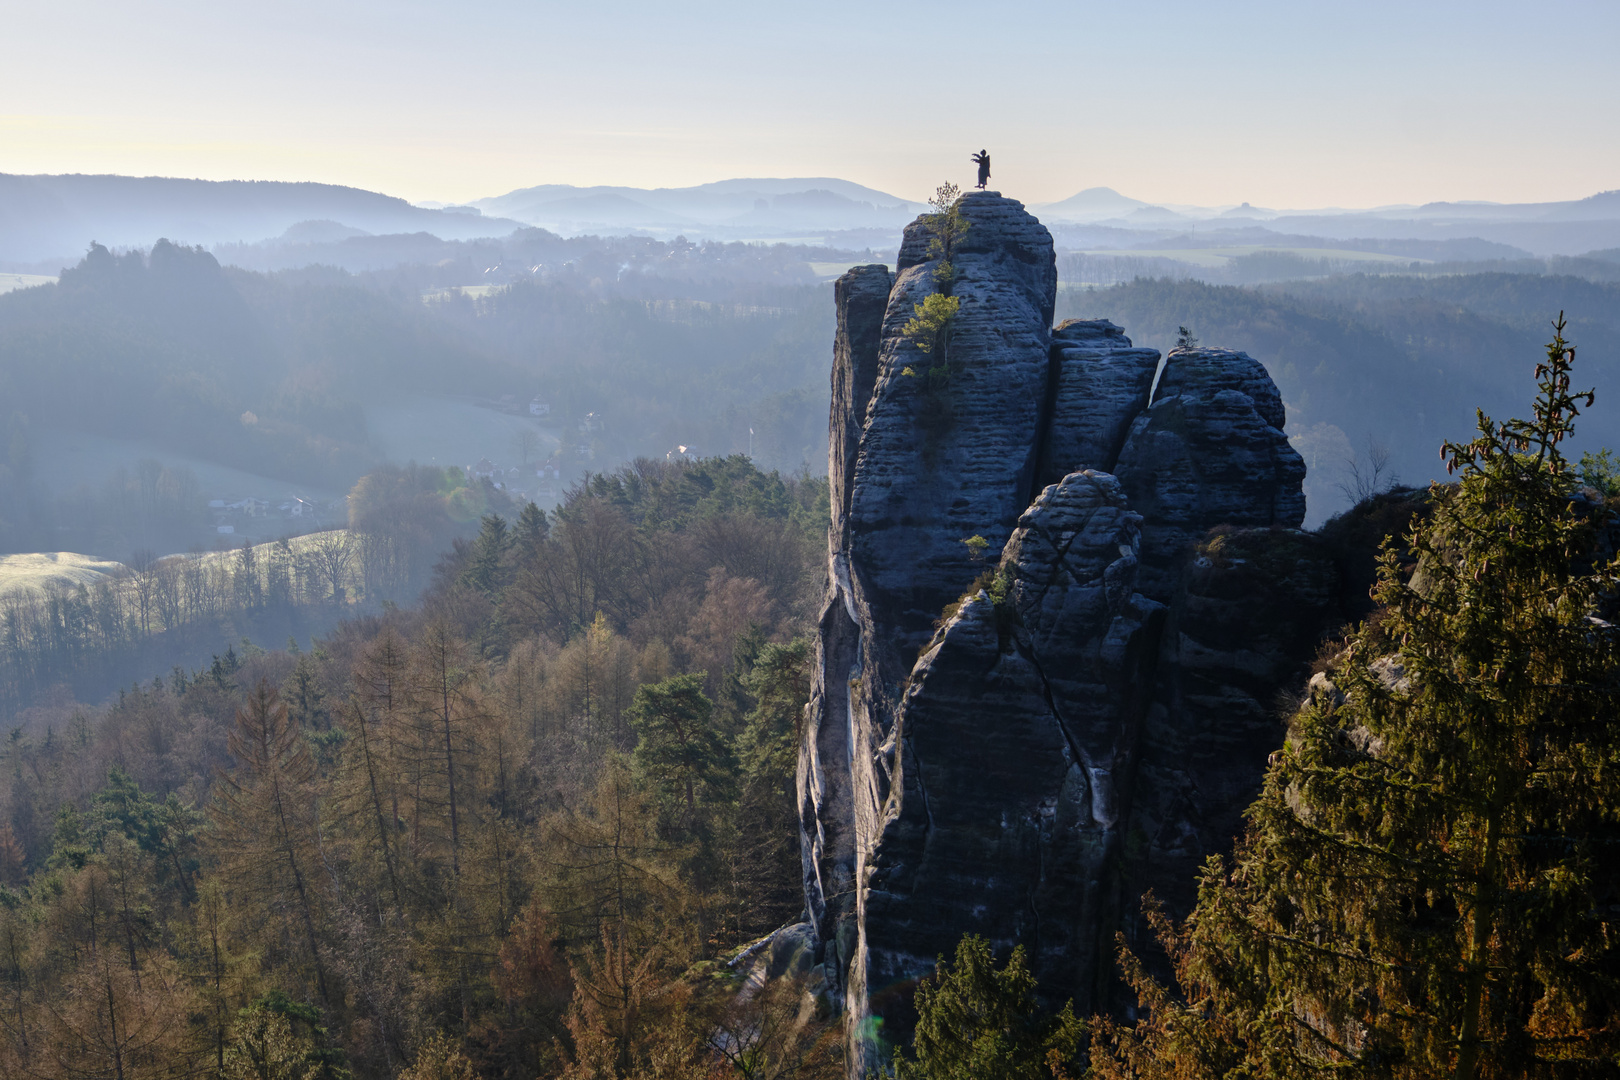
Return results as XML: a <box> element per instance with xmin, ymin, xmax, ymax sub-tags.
<box><xmin>0</xmin><ymin>456</ymin><xmax>835</xmax><ymax>1080</ymax></box>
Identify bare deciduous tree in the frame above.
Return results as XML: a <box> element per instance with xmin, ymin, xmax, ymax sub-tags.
<box><xmin>302</xmin><ymin>529</ymin><xmax>357</xmax><ymax>604</ymax></box>
<box><xmin>1337</xmin><ymin>435</ymin><xmax>1396</xmax><ymax>505</ymax></box>
<box><xmin>514</xmin><ymin>425</ymin><xmax>543</xmax><ymax>466</ymax></box>
<box><xmin>128</xmin><ymin>549</ymin><xmax>159</xmax><ymax>637</ymax></box>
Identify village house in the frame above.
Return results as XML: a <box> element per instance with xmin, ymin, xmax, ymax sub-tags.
<box><xmin>227</xmin><ymin>497</ymin><xmax>271</xmax><ymax>517</ymax></box>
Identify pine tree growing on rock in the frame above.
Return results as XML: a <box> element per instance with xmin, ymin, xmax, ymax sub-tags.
<box><xmin>1092</xmin><ymin>316</ymin><xmax>1620</xmax><ymax>1078</ymax></box>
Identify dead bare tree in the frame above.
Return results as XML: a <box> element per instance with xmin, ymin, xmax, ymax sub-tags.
<box><xmin>1337</xmin><ymin>435</ymin><xmax>1396</xmax><ymax>505</ymax></box>
<box><xmin>128</xmin><ymin>549</ymin><xmax>158</xmax><ymax>637</ymax></box>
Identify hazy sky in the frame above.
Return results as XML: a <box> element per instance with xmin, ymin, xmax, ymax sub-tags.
<box><xmin>2</xmin><ymin>0</ymin><xmax>1617</xmax><ymax>208</ymax></box>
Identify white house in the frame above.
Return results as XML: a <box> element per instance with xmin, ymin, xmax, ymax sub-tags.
<box><xmin>227</xmin><ymin>498</ymin><xmax>270</xmax><ymax>517</ymax></box>
<box><xmin>529</xmin><ymin>397</ymin><xmax>551</xmax><ymax>417</ymax></box>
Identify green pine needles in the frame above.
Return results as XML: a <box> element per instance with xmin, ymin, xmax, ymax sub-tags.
<box><xmin>895</xmin><ymin>936</ymin><xmax>1084</xmax><ymax>1080</ymax></box>
<box><xmin>922</xmin><ymin>182</ymin><xmax>969</xmax><ymax>290</ymax></box>
<box><xmin>901</xmin><ymin>293</ymin><xmax>962</xmax><ymax>361</ymax></box>
<box><xmin>901</xmin><ymin>184</ymin><xmax>970</xmax><ymax>442</ymax></box>
<box><xmin>1093</xmin><ymin>315</ymin><xmax>1620</xmax><ymax>1079</ymax></box>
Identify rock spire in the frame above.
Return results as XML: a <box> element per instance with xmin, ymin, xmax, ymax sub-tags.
<box><xmin>797</xmin><ymin>191</ymin><xmax>1337</xmax><ymax>1074</ymax></box>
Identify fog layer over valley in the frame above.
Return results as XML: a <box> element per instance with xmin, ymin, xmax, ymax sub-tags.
<box><xmin>0</xmin><ymin>231</ymin><xmax>844</xmax><ymax>559</ymax></box>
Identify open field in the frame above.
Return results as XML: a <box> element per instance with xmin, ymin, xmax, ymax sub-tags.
<box><xmin>421</xmin><ymin>284</ymin><xmax>507</xmax><ymax>301</ymax></box>
<box><xmin>0</xmin><ymin>552</ymin><xmax>128</xmax><ymax>598</ymax></box>
<box><xmin>366</xmin><ymin>396</ymin><xmax>561</xmax><ymax>472</ymax></box>
<box><xmin>36</xmin><ymin>401</ymin><xmax>559</xmax><ymax>503</ymax></box>
<box><xmin>31</xmin><ymin>428</ymin><xmax>346</xmax><ymax>506</ymax></box>
<box><xmin>0</xmin><ymin>273</ymin><xmax>56</xmax><ymax>295</ymax></box>
<box><xmin>0</xmin><ymin>530</ymin><xmax>357</xmax><ymax>604</ymax></box>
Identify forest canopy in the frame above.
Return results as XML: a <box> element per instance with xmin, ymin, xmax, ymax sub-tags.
<box><xmin>0</xmin><ymin>454</ymin><xmax>832</xmax><ymax>1080</ymax></box>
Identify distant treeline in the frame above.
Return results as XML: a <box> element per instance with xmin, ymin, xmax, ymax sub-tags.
<box><xmin>1060</xmin><ymin>248</ymin><xmax>1620</xmax><ymax>288</ymax></box>
<box><xmin>221</xmin><ymin>225</ymin><xmax>872</xmax><ymax>295</ymax></box>
<box><xmin>0</xmin><ymin>464</ymin><xmax>510</xmax><ymax>712</ymax></box>
<box><xmin>0</xmin><ymin>449</ymin><xmax>214</xmax><ymax>556</ymax></box>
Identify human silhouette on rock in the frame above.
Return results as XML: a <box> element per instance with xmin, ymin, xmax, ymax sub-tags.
<box><xmin>971</xmin><ymin>150</ymin><xmax>991</xmax><ymax>189</ymax></box>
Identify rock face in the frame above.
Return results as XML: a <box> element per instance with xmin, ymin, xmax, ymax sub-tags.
<box><xmin>1115</xmin><ymin>347</ymin><xmax>1308</xmax><ymax>597</ymax></box>
<box><xmin>830</xmin><ymin>265</ymin><xmax>894</xmax><ymax>537</ymax></box>
<box><xmin>845</xmin><ymin>191</ymin><xmax>1056</xmax><ymax>648</ymax></box>
<box><xmin>799</xmin><ymin>193</ymin><xmax>1338</xmax><ymax>1074</ymax></box>
<box><xmin>1035</xmin><ymin>319</ymin><xmax>1162</xmax><ymax>489</ymax></box>
<box><xmin>859</xmin><ymin>472</ymin><xmax>1167</xmax><ymax>1022</ymax></box>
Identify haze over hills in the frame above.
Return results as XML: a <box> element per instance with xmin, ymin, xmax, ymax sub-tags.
<box><xmin>470</xmin><ymin>176</ymin><xmax>928</xmax><ymax>239</ymax></box>
<box><xmin>0</xmin><ymin>172</ymin><xmax>527</xmax><ymax>269</ymax></box>
<box><xmin>9</xmin><ymin>171</ymin><xmax>1620</xmax><ymax>274</ymax></box>
<box><xmin>6</xmin><ymin>167</ymin><xmax>1620</xmax><ymax>565</ymax></box>
<box><xmin>1030</xmin><ymin>185</ymin><xmax>1620</xmax><ymax>255</ymax></box>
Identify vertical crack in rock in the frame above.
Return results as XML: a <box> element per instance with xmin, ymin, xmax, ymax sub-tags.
<box><xmin>1032</xmin><ymin>320</ymin><xmax>1162</xmax><ymax>497</ymax></box>
<box><xmin>831</xmin><ymin>266</ymin><xmax>894</xmax><ymax>534</ymax></box>
<box><xmin>799</xmin><ymin>205</ymin><xmax>1336</xmax><ymax>1079</ymax></box>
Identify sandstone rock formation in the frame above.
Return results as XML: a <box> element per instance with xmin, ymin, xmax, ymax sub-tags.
<box><xmin>798</xmin><ymin>191</ymin><xmax>1340</xmax><ymax>1073</ymax></box>
<box><xmin>1035</xmin><ymin>319</ymin><xmax>1161</xmax><ymax>489</ymax></box>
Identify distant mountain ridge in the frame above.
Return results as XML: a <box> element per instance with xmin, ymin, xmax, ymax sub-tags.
<box><xmin>1032</xmin><ymin>186</ymin><xmax>1153</xmax><ymax>220</ymax></box>
<box><xmin>1033</xmin><ymin>186</ymin><xmax>1620</xmax><ymax>255</ymax></box>
<box><xmin>0</xmin><ymin>173</ymin><xmax>527</xmax><ymax>267</ymax></box>
<box><xmin>8</xmin><ymin>171</ymin><xmax>1620</xmax><ymax>269</ymax></box>
<box><xmin>472</xmin><ymin>177</ymin><xmax>927</xmax><ymax>236</ymax></box>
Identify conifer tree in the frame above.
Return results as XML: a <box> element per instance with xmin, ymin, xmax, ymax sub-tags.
<box><xmin>542</xmin><ymin>756</ymin><xmax>689</xmax><ymax>955</ymax></box>
<box><xmin>406</xmin><ymin>623</ymin><xmax>482</xmax><ymax>881</ymax></box>
<box><xmin>463</xmin><ymin>514</ymin><xmax>512</xmax><ymax>597</ymax></box>
<box><xmin>728</xmin><ymin>639</ymin><xmax>811</xmax><ymax>939</ymax></box>
<box><xmin>895</xmin><ymin>935</ymin><xmax>1084</xmax><ymax>1080</ymax></box>
<box><xmin>1093</xmin><ymin>317</ymin><xmax>1620</xmax><ymax>1079</ymax></box>
<box><xmin>329</xmin><ymin>695</ymin><xmax>406</xmax><ymax>915</ymax></box>
<box><xmin>629</xmin><ymin>673</ymin><xmax>736</xmax><ymax>826</ymax></box>
<box><xmin>334</xmin><ymin>633</ymin><xmax>413</xmax><ymax>914</ymax></box>
<box><xmin>211</xmin><ymin>681</ymin><xmax>332</xmax><ymax>1006</ymax></box>
<box><xmin>514</xmin><ymin>502</ymin><xmax>549</xmax><ymax>564</ymax></box>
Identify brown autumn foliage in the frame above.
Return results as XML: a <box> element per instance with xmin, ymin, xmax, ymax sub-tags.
<box><xmin>0</xmin><ymin>456</ymin><xmax>834</xmax><ymax>1079</ymax></box>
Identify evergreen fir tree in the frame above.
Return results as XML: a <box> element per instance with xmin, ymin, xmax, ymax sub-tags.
<box><xmin>628</xmin><ymin>673</ymin><xmax>736</xmax><ymax>825</ymax></box>
<box><xmin>895</xmin><ymin>935</ymin><xmax>1085</xmax><ymax>1080</ymax></box>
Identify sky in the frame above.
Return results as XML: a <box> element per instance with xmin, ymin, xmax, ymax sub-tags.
<box><xmin>2</xmin><ymin>0</ymin><xmax>1617</xmax><ymax>209</ymax></box>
